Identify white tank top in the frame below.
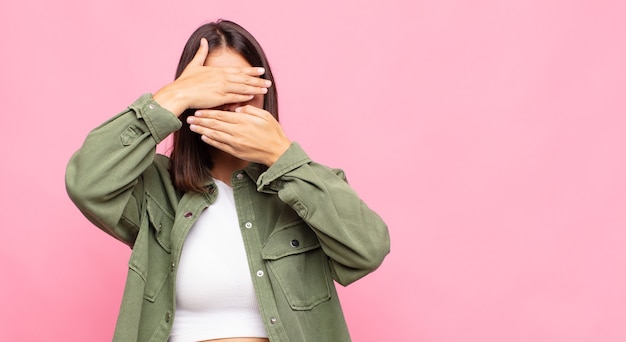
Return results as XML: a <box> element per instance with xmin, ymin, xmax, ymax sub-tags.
<box><xmin>169</xmin><ymin>179</ymin><xmax>267</xmax><ymax>341</ymax></box>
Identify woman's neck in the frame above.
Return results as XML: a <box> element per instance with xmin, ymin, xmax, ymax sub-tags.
<box><xmin>209</xmin><ymin>150</ymin><xmax>249</xmax><ymax>186</ymax></box>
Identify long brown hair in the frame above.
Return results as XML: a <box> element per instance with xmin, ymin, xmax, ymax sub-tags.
<box><xmin>170</xmin><ymin>20</ymin><xmax>279</xmax><ymax>193</ymax></box>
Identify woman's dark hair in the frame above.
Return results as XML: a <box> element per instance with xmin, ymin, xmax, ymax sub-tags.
<box><xmin>170</xmin><ymin>20</ymin><xmax>278</xmax><ymax>193</ymax></box>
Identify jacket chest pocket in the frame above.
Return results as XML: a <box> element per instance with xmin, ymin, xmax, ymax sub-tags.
<box><xmin>128</xmin><ymin>196</ymin><xmax>175</xmax><ymax>303</ymax></box>
<box><xmin>261</xmin><ymin>221</ymin><xmax>332</xmax><ymax>310</ymax></box>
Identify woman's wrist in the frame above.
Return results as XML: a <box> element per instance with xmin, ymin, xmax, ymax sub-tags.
<box><xmin>153</xmin><ymin>85</ymin><xmax>188</xmax><ymax>117</ymax></box>
<box><xmin>265</xmin><ymin>140</ymin><xmax>291</xmax><ymax>166</ymax></box>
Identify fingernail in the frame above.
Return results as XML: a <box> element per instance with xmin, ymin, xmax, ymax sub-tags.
<box><xmin>235</xmin><ymin>107</ymin><xmax>242</xmax><ymax>113</ymax></box>
<box><xmin>257</xmin><ymin>67</ymin><xmax>265</xmax><ymax>74</ymax></box>
<box><xmin>194</xmin><ymin>110</ymin><xmax>202</xmax><ymax>116</ymax></box>
<box><xmin>265</xmin><ymin>80</ymin><xmax>272</xmax><ymax>87</ymax></box>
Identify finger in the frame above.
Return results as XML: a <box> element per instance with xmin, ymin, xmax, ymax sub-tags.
<box><xmin>188</xmin><ymin>38</ymin><xmax>209</xmax><ymax>67</ymax></box>
<box><xmin>226</xmin><ymin>93</ymin><xmax>257</xmax><ymax>104</ymax></box>
<box><xmin>200</xmin><ymin>134</ymin><xmax>235</xmax><ymax>155</ymax></box>
<box><xmin>188</xmin><ymin>122</ymin><xmax>232</xmax><ymax>140</ymax></box>
<box><xmin>188</xmin><ymin>122</ymin><xmax>235</xmax><ymax>152</ymax></box>
<box><xmin>194</xmin><ymin>110</ymin><xmax>239</xmax><ymax>124</ymax></box>
<box><xmin>224</xmin><ymin>66</ymin><xmax>266</xmax><ymax>76</ymax></box>
<box><xmin>223</xmin><ymin>82</ymin><xmax>269</xmax><ymax>96</ymax></box>
<box><xmin>226</xmin><ymin>73</ymin><xmax>272</xmax><ymax>88</ymax></box>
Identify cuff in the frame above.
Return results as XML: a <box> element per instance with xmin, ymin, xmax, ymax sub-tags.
<box><xmin>128</xmin><ymin>94</ymin><xmax>182</xmax><ymax>143</ymax></box>
<box><xmin>256</xmin><ymin>142</ymin><xmax>311</xmax><ymax>190</ymax></box>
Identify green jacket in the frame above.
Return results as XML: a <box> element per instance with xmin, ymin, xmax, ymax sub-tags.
<box><xmin>66</xmin><ymin>94</ymin><xmax>390</xmax><ymax>341</ymax></box>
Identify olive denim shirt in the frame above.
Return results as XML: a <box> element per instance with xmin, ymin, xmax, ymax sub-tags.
<box><xmin>66</xmin><ymin>94</ymin><xmax>390</xmax><ymax>342</ymax></box>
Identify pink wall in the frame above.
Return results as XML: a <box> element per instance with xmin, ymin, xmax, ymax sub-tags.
<box><xmin>2</xmin><ymin>0</ymin><xmax>625</xmax><ymax>341</ymax></box>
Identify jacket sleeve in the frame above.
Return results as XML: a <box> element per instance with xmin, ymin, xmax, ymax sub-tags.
<box><xmin>256</xmin><ymin>143</ymin><xmax>391</xmax><ymax>286</ymax></box>
<box><xmin>65</xmin><ymin>94</ymin><xmax>182</xmax><ymax>247</ymax></box>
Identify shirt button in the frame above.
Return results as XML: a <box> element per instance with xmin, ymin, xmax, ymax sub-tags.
<box><xmin>165</xmin><ymin>312</ymin><xmax>171</xmax><ymax>322</ymax></box>
<box><xmin>148</xmin><ymin>104</ymin><xmax>155</xmax><ymax>109</ymax></box>
<box><xmin>245</xmin><ymin>222</ymin><xmax>253</xmax><ymax>229</ymax></box>
<box><xmin>208</xmin><ymin>185</ymin><xmax>216</xmax><ymax>194</ymax></box>
<box><xmin>290</xmin><ymin>239</ymin><xmax>300</xmax><ymax>248</ymax></box>
<box><xmin>184</xmin><ymin>211</ymin><xmax>193</xmax><ymax>218</ymax></box>
<box><xmin>256</xmin><ymin>270</ymin><xmax>264</xmax><ymax>277</ymax></box>
<box><xmin>171</xmin><ymin>263</ymin><xmax>175</xmax><ymax>272</ymax></box>
<box><xmin>269</xmin><ymin>317</ymin><xmax>277</xmax><ymax>325</ymax></box>
<box><xmin>236</xmin><ymin>173</ymin><xmax>244</xmax><ymax>180</ymax></box>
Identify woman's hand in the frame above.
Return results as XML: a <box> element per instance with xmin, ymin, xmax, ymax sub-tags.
<box><xmin>153</xmin><ymin>38</ymin><xmax>272</xmax><ymax>116</ymax></box>
<box><xmin>187</xmin><ymin>105</ymin><xmax>291</xmax><ymax>166</ymax></box>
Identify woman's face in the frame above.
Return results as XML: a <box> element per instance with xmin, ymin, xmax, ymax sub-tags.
<box><xmin>204</xmin><ymin>47</ymin><xmax>265</xmax><ymax>111</ymax></box>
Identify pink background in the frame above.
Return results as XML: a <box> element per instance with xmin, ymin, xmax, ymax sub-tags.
<box><xmin>2</xmin><ymin>0</ymin><xmax>625</xmax><ymax>341</ymax></box>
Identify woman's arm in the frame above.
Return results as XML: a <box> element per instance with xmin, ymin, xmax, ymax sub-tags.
<box><xmin>66</xmin><ymin>38</ymin><xmax>271</xmax><ymax>246</ymax></box>
<box><xmin>65</xmin><ymin>95</ymin><xmax>181</xmax><ymax>246</ymax></box>
<box><xmin>187</xmin><ymin>103</ymin><xmax>390</xmax><ymax>284</ymax></box>
<box><xmin>257</xmin><ymin>143</ymin><xmax>391</xmax><ymax>286</ymax></box>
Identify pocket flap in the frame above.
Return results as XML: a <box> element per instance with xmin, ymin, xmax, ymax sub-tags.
<box><xmin>261</xmin><ymin>221</ymin><xmax>320</xmax><ymax>260</ymax></box>
<box><xmin>146</xmin><ymin>195</ymin><xmax>174</xmax><ymax>252</ymax></box>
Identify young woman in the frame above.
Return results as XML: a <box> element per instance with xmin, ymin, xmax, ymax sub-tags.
<box><xmin>66</xmin><ymin>20</ymin><xmax>390</xmax><ymax>342</ymax></box>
